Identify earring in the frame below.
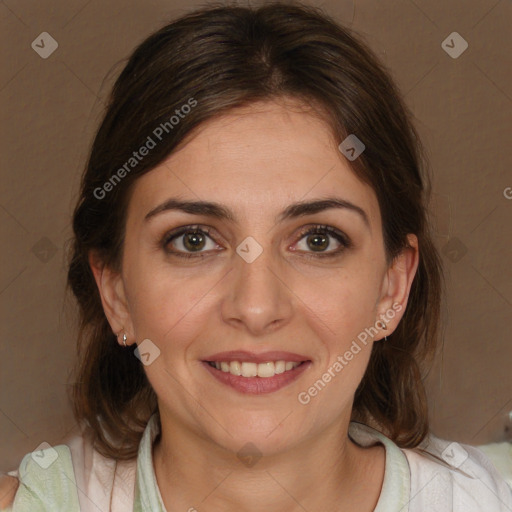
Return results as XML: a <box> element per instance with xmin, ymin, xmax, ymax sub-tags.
<box><xmin>117</xmin><ymin>332</ymin><xmax>128</xmax><ymax>347</ymax></box>
<box><xmin>381</xmin><ymin>322</ymin><xmax>388</xmax><ymax>342</ymax></box>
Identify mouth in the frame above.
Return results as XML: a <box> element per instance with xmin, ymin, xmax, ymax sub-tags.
<box><xmin>201</xmin><ymin>351</ymin><xmax>312</xmax><ymax>394</ymax></box>
<box><xmin>205</xmin><ymin>359</ymin><xmax>307</xmax><ymax>378</ymax></box>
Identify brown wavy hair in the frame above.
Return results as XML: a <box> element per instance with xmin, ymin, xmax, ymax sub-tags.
<box><xmin>67</xmin><ymin>1</ymin><xmax>444</xmax><ymax>460</ymax></box>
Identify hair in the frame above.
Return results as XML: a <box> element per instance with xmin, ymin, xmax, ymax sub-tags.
<box><xmin>67</xmin><ymin>0</ymin><xmax>444</xmax><ymax>460</ymax></box>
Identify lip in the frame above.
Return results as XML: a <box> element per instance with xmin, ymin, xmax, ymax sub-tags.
<box><xmin>203</xmin><ymin>350</ymin><xmax>310</xmax><ymax>364</ymax></box>
<box><xmin>201</xmin><ymin>359</ymin><xmax>312</xmax><ymax>395</ymax></box>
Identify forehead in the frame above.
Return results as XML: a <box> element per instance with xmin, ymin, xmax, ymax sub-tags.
<box><xmin>127</xmin><ymin>100</ymin><xmax>381</xmax><ymax>230</ymax></box>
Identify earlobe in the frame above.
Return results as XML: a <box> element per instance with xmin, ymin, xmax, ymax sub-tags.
<box><xmin>88</xmin><ymin>251</ymin><xmax>134</xmax><ymax>340</ymax></box>
<box><xmin>376</xmin><ymin>234</ymin><xmax>419</xmax><ymax>335</ymax></box>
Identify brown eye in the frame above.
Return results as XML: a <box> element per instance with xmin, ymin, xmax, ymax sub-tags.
<box><xmin>181</xmin><ymin>230</ymin><xmax>207</xmax><ymax>251</ymax></box>
<box><xmin>305</xmin><ymin>232</ymin><xmax>329</xmax><ymax>252</ymax></box>
<box><xmin>162</xmin><ymin>225</ymin><xmax>218</xmax><ymax>258</ymax></box>
<box><xmin>295</xmin><ymin>225</ymin><xmax>351</xmax><ymax>257</ymax></box>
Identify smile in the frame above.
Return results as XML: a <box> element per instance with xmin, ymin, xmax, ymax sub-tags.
<box><xmin>207</xmin><ymin>360</ymin><xmax>302</xmax><ymax>378</ymax></box>
<box><xmin>202</xmin><ymin>359</ymin><xmax>312</xmax><ymax>394</ymax></box>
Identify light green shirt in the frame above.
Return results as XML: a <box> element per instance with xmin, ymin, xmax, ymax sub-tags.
<box><xmin>4</xmin><ymin>414</ymin><xmax>512</xmax><ymax>511</ymax></box>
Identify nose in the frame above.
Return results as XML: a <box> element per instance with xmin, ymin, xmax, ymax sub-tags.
<box><xmin>220</xmin><ymin>240</ymin><xmax>293</xmax><ymax>336</ymax></box>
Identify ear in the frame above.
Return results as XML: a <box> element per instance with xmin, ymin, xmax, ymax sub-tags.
<box><xmin>88</xmin><ymin>250</ymin><xmax>135</xmax><ymax>345</ymax></box>
<box><xmin>374</xmin><ymin>234</ymin><xmax>419</xmax><ymax>339</ymax></box>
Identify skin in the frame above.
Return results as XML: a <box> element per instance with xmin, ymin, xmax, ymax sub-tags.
<box><xmin>0</xmin><ymin>474</ymin><xmax>18</xmax><ymax>508</ymax></box>
<box><xmin>90</xmin><ymin>98</ymin><xmax>419</xmax><ymax>511</ymax></box>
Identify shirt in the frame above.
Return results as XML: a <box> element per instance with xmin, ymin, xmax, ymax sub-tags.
<box><xmin>3</xmin><ymin>413</ymin><xmax>512</xmax><ymax>511</ymax></box>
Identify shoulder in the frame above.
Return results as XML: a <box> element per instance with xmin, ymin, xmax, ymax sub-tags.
<box><xmin>477</xmin><ymin>440</ymin><xmax>512</xmax><ymax>488</ymax></box>
<box><xmin>0</xmin><ymin>473</ymin><xmax>19</xmax><ymax>511</ymax></box>
<box><xmin>350</xmin><ymin>421</ymin><xmax>512</xmax><ymax>511</ymax></box>
<box><xmin>402</xmin><ymin>436</ymin><xmax>512</xmax><ymax>511</ymax></box>
<box><xmin>1</xmin><ymin>431</ymin><xmax>121</xmax><ymax>511</ymax></box>
<box><xmin>1</xmin><ymin>443</ymin><xmax>80</xmax><ymax>511</ymax></box>
<box><xmin>66</xmin><ymin>430</ymin><xmax>137</xmax><ymax>510</ymax></box>
<box><xmin>2</xmin><ymin>427</ymin><xmax>140</xmax><ymax>512</ymax></box>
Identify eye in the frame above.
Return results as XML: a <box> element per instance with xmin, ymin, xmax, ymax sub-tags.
<box><xmin>293</xmin><ymin>224</ymin><xmax>352</xmax><ymax>258</ymax></box>
<box><xmin>161</xmin><ymin>225</ymin><xmax>219</xmax><ymax>258</ymax></box>
<box><xmin>160</xmin><ymin>223</ymin><xmax>352</xmax><ymax>260</ymax></box>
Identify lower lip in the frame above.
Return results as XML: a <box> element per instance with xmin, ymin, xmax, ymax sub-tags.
<box><xmin>201</xmin><ymin>361</ymin><xmax>312</xmax><ymax>394</ymax></box>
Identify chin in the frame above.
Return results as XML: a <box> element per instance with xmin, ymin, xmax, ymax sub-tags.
<box><xmin>204</xmin><ymin>413</ymin><xmax>306</xmax><ymax>459</ymax></box>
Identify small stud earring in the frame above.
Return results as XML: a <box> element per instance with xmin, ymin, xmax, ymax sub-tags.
<box><xmin>381</xmin><ymin>322</ymin><xmax>388</xmax><ymax>341</ymax></box>
<box><xmin>117</xmin><ymin>332</ymin><xmax>128</xmax><ymax>347</ymax></box>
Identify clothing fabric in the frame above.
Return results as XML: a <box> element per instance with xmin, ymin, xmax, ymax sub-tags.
<box><xmin>3</xmin><ymin>414</ymin><xmax>512</xmax><ymax>511</ymax></box>
<box><xmin>478</xmin><ymin>441</ymin><xmax>512</xmax><ymax>489</ymax></box>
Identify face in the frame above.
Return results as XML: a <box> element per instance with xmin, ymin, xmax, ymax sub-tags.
<box><xmin>96</xmin><ymin>99</ymin><xmax>417</xmax><ymax>455</ymax></box>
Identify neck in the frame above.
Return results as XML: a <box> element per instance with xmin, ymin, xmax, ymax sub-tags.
<box><xmin>152</xmin><ymin>412</ymin><xmax>384</xmax><ymax>512</ymax></box>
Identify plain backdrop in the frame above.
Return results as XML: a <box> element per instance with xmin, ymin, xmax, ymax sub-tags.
<box><xmin>1</xmin><ymin>0</ymin><xmax>511</xmax><ymax>472</ymax></box>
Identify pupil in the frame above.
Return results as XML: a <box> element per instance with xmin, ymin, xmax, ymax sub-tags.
<box><xmin>184</xmin><ymin>231</ymin><xmax>205</xmax><ymax>251</ymax></box>
<box><xmin>308</xmin><ymin>233</ymin><xmax>328</xmax><ymax>251</ymax></box>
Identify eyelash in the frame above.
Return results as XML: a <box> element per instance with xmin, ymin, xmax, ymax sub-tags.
<box><xmin>160</xmin><ymin>224</ymin><xmax>352</xmax><ymax>260</ymax></box>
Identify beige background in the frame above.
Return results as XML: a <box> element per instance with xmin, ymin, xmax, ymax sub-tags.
<box><xmin>1</xmin><ymin>0</ymin><xmax>511</xmax><ymax>472</ymax></box>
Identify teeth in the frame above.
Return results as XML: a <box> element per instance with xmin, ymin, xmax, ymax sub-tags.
<box><xmin>210</xmin><ymin>360</ymin><xmax>301</xmax><ymax>378</ymax></box>
<box><xmin>230</xmin><ymin>361</ymin><xmax>242</xmax><ymax>376</ymax></box>
<box><xmin>242</xmin><ymin>362</ymin><xmax>258</xmax><ymax>377</ymax></box>
<box><xmin>274</xmin><ymin>361</ymin><xmax>286</xmax><ymax>374</ymax></box>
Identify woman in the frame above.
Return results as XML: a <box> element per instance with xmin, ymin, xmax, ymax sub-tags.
<box><xmin>2</xmin><ymin>2</ymin><xmax>511</xmax><ymax>510</ymax></box>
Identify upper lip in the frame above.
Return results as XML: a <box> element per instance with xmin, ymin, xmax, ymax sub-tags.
<box><xmin>203</xmin><ymin>350</ymin><xmax>311</xmax><ymax>364</ymax></box>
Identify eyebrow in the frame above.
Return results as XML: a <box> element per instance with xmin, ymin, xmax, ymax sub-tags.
<box><xmin>144</xmin><ymin>196</ymin><xmax>370</xmax><ymax>230</ymax></box>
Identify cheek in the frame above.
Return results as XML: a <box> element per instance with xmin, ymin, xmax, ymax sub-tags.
<box><xmin>123</xmin><ymin>255</ymin><xmax>219</xmax><ymax>344</ymax></box>
<box><xmin>296</xmin><ymin>264</ymin><xmax>381</xmax><ymax>338</ymax></box>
